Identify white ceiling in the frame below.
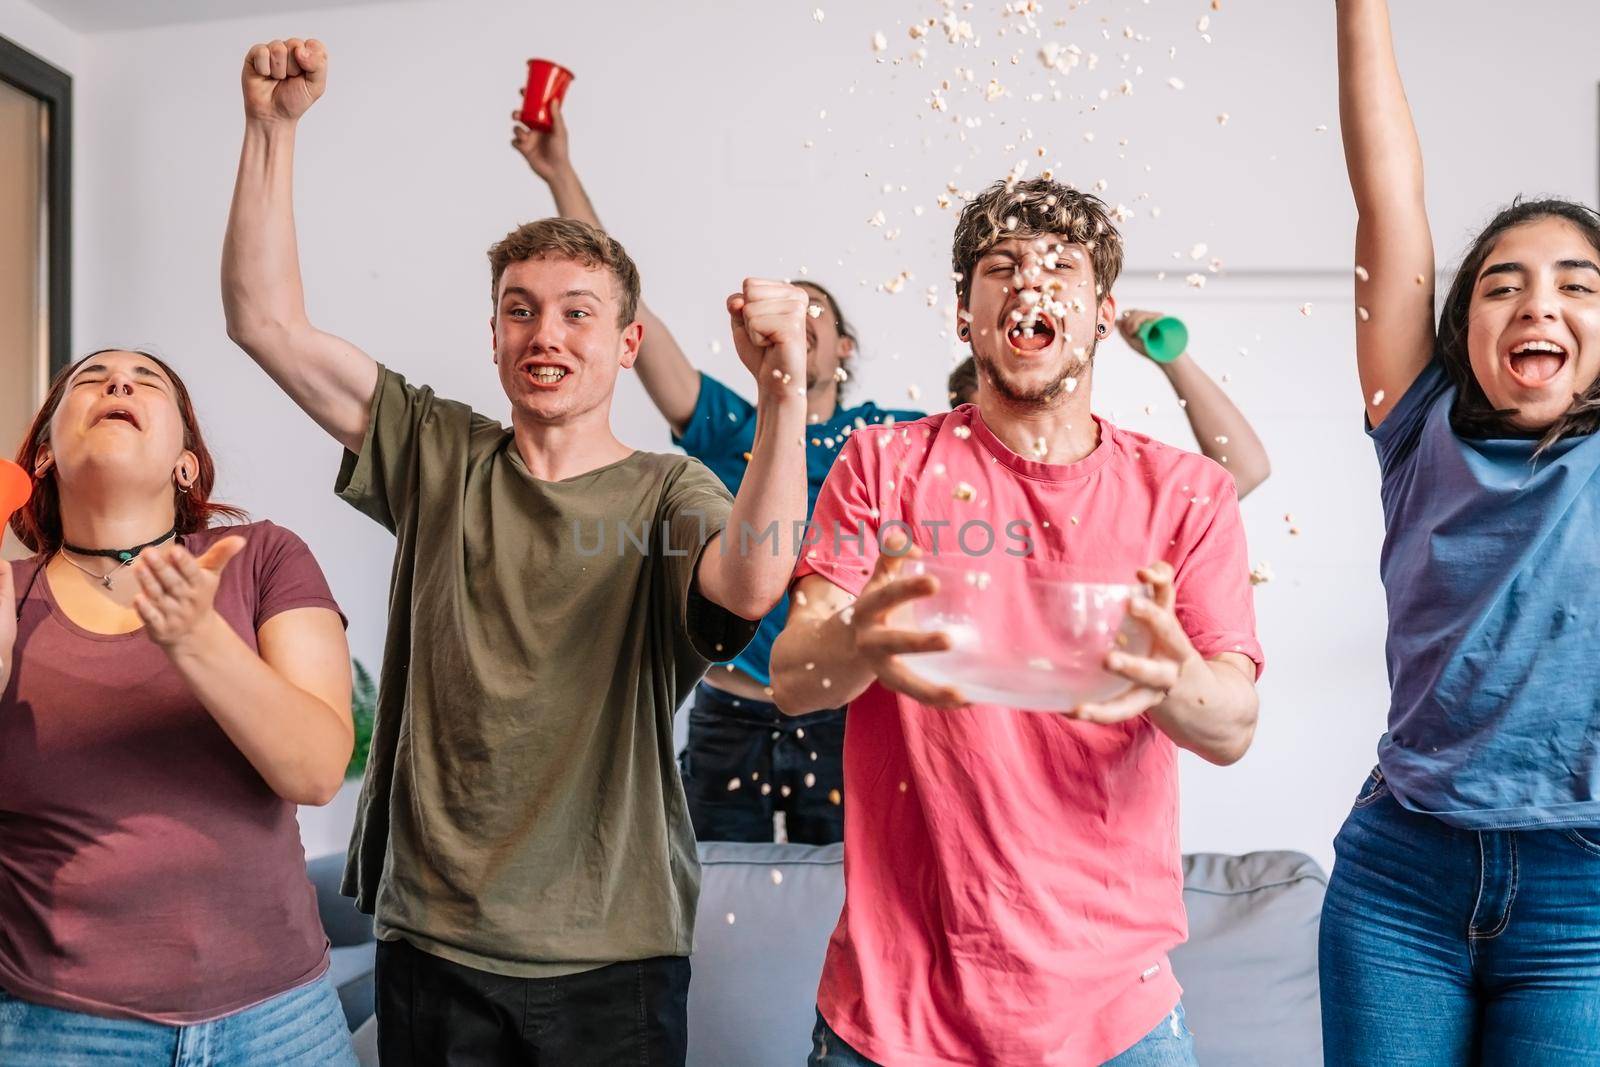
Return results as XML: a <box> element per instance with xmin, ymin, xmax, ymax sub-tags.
<box><xmin>25</xmin><ymin>0</ymin><xmax>407</xmax><ymax>33</ymax></box>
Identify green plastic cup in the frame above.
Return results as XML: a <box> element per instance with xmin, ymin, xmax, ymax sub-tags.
<box><xmin>1136</xmin><ymin>316</ymin><xmax>1188</xmax><ymax>364</ymax></box>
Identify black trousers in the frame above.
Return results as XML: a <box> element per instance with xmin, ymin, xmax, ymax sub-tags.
<box><xmin>678</xmin><ymin>682</ymin><xmax>846</xmax><ymax>845</ymax></box>
<box><xmin>375</xmin><ymin>938</ymin><xmax>690</xmax><ymax>1066</ymax></box>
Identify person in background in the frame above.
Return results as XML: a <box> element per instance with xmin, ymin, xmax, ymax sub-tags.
<box><xmin>945</xmin><ymin>354</ymin><xmax>980</xmax><ymax>409</ymax></box>
<box><xmin>514</xmin><ymin>98</ymin><xmax>922</xmax><ymax>846</ymax></box>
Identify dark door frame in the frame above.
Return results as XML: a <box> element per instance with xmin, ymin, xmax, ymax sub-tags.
<box><xmin>0</xmin><ymin>34</ymin><xmax>72</xmax><ymax>376</ymax></box>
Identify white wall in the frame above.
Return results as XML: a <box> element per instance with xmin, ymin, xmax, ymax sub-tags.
<box><xmin>0</xmin><ymin>0</ymin><xmax>78</xmax><ymax>89</ymax></box>
<box><xmin>24</xmin><ymin>0</ymin><xmax>1600</xmax><ymax>872</ymax></box>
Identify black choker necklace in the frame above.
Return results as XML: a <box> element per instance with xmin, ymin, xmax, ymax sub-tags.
<box><xmin>62</xmin><ymin>527</ymin><xmax>179</xmax><ymax>565</ymax></box>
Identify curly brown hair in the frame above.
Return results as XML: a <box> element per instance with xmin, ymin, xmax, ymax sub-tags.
<box><xmin>951</xmin><ymin>177</ymin><xmax>1125</xmax><ymax>304</ymax></box>
<box><xmin>487</xmin><ymin>217</ymin><xmax>641</xmax><ymax>326</ymax></box>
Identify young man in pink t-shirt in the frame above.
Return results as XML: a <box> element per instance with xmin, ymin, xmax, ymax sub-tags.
<box><xmin>771</xmin><ymin>177</ymin><xmax>1263</xmax><ymax>1067</ymax></box>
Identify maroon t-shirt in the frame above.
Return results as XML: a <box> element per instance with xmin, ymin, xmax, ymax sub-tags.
<box><xmin>0</xmin><ymin>520</ymin><xmax>342</xmax><ymax>1024</ymax></box>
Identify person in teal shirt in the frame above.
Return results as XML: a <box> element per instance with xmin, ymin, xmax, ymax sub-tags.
<box><xmin>515</xmin><ymin>101</ymin><xmax>920</xmax><ymax>843</ymax></box>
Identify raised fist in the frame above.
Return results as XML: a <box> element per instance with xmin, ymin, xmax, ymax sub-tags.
<box><xmin>242</xmin><ymin>38</ymin><xmax>327</xmax><ymax>124</ymax></box>
<box><xmin>726</xmin><ymin>279</ymin><xmax>808</xmax><ymax>394</ymax></box>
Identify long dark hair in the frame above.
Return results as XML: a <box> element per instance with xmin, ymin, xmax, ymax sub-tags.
<box><xmin>1438</xmin><ymin>198</ymin><xmax>1600</xmax><ymax>451</ymax></box>
<box><xmin>11</xmin><ymin>348</ymin><xmax>247</xmax><ymax>554</ymax></box>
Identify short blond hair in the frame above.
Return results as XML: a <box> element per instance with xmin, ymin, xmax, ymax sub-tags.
<box><xmin>951</xmin><ymin>177</ymin><xmax>1125</xmax><ymax>304</ymax></box>
<box><xmin>487</xmin><ymin>217</ymin><xmax>641</xmax><ymax>325</ymax></box>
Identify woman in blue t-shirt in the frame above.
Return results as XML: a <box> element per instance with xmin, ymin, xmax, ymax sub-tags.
<box><xmin>1323</xmin><ymin>2</ymin><xmax>1600</xmax><ymax>1061</ymax></box>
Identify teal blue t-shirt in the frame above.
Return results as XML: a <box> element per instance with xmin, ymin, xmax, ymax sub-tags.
<box><xmin>672</xmin><ymin>372</ymin><xmax>925</xmax><ymax>686</ymax></box>
<box><xmin>1372</xmin><ymin>358</ymin><xmax>1600</xmax><ymax>829</ymax></box>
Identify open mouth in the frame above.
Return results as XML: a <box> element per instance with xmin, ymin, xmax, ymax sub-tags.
<box><xmin>523</xmin><ymin>364</ymin><xmax>570</xmax><ymax>388</ymax></box>
<box><xmin>93</xmin><ymin>407</ymin><xmax>141</xmax><ymax>429</ymax></box>
<box><xmin>1505</xmin><ymin>339</ymin><xmax>1569</xmax><ymax>388</ymax></box>
<box><xmin>1006</xmin><ymin>311</ymin><xmax>1057</xmax><ymax>354</ymax></box>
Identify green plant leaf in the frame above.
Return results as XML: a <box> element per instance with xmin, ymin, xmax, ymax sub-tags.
<box><xmin>346</xmin><ymin>658</ymin><xmax>376</xmax><ymax>780</ymax></box>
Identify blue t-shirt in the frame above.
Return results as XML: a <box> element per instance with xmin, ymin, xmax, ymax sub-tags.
<box><xmin>672</xmin><ymin>372</ymin><xmax>925</xmax><ymax>687</ymax></box>
<box><xmin>1372</xmin><ymin>358</ymin><xmax>1600</xmax><ymax>830</ymax></box>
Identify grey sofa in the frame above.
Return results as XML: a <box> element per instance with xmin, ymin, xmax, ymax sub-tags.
<box><xmin>325</xmin><ymin>843</ymin><xmax>1326</xmax><ymax>1065</ymax></box>
<box><xmin>306</xmin><ymin>853</ymin><xmax>378</xmax><ymax>1032</ymax></box>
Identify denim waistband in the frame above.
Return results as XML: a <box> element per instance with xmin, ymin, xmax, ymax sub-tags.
<box><xmin>693</xmin><ymin>682</ymin><xmax>845</xmax><ymax>726</ymax></box>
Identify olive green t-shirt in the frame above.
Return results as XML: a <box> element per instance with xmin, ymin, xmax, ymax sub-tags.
<box><xmin>336</xmin><ymin>367</ymin><xmax>756</xmax><ymax>977</ymax></box>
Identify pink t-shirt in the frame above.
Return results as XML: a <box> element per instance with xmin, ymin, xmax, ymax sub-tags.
<box><xmin>794</xmin><ymin>405</ymin><xmax>1263</xmax><ymax>1066</ymax></box>
<box><xmin>0</xmin><ymin>521</ymin><xmax>342</xmax><ymax>1024</ymax></box>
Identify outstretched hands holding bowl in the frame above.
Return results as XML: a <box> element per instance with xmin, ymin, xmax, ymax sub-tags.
<box><xmin>847</xmin><ymin>529</ymin><xmax>970</xmax><ymax>710</ymax></box>
<box><xmin>1070</xmin><ymin>561</ymin><xmax>1203</xmax><ymax>724</ymax></box>
<box><xmin>846</xmin><ymin>539</ymin><xmax>1212</xmax><ymax>727</ymax></box>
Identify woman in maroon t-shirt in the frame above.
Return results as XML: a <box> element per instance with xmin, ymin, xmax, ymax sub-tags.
<box><xmin>0</xmin><ymin>349</ymin><xmax>358</xmax><ymax>1065</ymax></box>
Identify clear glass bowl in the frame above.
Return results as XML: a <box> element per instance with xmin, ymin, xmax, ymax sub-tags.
<box><xmin>898</xmin><ymin>555</ymin><xmax>1153</xmax><ymax>712</ymax></box>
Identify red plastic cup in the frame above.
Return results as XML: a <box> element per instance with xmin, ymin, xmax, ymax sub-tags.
<box><xmin>520</xmin><ymin>59</ymin><xmax>574</xmax><ymax>131</ymax></box>
<box><xmin>0</xmin><ymin>458</ymin><xmax>31</xmax><ymax>535</ymax></box>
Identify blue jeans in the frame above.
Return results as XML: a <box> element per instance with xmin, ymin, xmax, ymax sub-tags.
<box><xmin>808</xmin><ymin>1004</ymin><xmax>1196</xmax><ymax>1066</ymax></box>
<box><xmin>1321</xmin><ymin>767</ymin><xmax>1600</xmax><ymax>1065</ymax></box>
<box><xmin>679</xmin><ymin>683</ymin><xmax>846</xmax><ymax>845</ymax></box>
<box><xmin>0</xmin><ymin>975</ymin><xmax>357</xmax><ymax>1066</ymax></box>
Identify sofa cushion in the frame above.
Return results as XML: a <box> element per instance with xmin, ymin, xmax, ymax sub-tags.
<box><xmin>690</xmin><ymin>842</ymin><xmax>1325</xmax><ymax>1067</ymax></box>
<box><xmin>1170</xmin><ymin>851</ymin><xmax>1326</xmax><ymax>1065</ymax></box>
<box><xmin>353</xmin><ymin>1014</ymin><xmax>380</xmax><ymax>1067</ymax></box>
<box><xmin>307</xmin><ymin>853</ymin><xmax>378</xmax><ymax>1032</ymax></box>
<box><xmin>328</xmin><ymin>942</ymin><xmax>377</xmax><ymax>1032</ymax></box>
<box><xmin>690</xmin><ymin>842</ymin><xmax>845</xmax><ymax>1067</ymax></box>
<box><xmin>307</xmin><ymin>851</ymin><xmax>375</xmax><ymax>948</ymax></box>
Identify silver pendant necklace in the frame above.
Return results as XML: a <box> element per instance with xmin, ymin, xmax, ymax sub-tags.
<box><xmin>58</xmin><ymin>550</ymin><xmax>133</xmax><ymax>590</ymax></box>
<box><xmin>57</xmin><ymin>528</ymin><xmax>178</xmax><ymax>591</ymax></box>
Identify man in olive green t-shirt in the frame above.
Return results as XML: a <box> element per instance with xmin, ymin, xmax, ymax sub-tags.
<box><xmin>221</xmin><ymin>39</ymin><xmax>810</xmax><ymax>1064</ymax></box>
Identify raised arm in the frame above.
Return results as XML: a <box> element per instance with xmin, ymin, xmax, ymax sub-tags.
<box><xmin>1117</xmin><ymin>311</ymin><xmax>1271</xmax><ymax>498</ymax></box>
<box><xmin>222</xmin><ymin>38</ymin><xmax>378</xmax><ymax>454</ymax></box>
<box><xmin>693</xmin><ymin>281</ymin><xmax>809</xmax><ymax>620</ymax></box>
<box><xmin>1337</xmin><ymin>0</ymin><xmax>1436</xmax><ymax>425</ymax></box>
<box><xmin>513</xmin><ymin>101</ymin><xmax>701</xmax><ymax>434</ymax></box>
